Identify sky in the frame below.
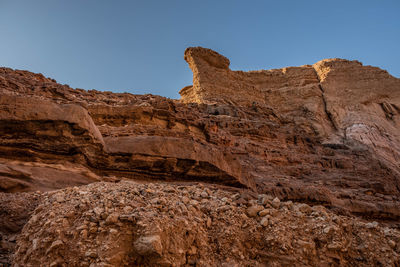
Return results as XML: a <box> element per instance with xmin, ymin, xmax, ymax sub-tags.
<box><xmin>0</xmin><ymin>1</ymin><xmax>399</xmax><ymax>99</ymax></box>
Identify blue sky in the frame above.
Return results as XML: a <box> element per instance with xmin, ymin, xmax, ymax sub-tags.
<box><xmin>0</xmin><ymin>0</ymin><xmax>399</xmax><ymax>99</ymax></box>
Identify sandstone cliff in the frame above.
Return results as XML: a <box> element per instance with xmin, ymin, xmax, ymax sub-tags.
<box><xmin>1</xmin><ymin>48</ymin><xmax>400</xmax><ymax>266</ymax></box>
<box><xmin>181</xmin><ymin>47</ymin><xmax>400</xmax><ymax>219</ymax></box>
<box><xmin>181</xmin><ymin>47</ymin><xmax>400</xmax><ymax>167</ymax></box>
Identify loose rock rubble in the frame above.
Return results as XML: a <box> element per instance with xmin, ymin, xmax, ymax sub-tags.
<box><xmin>13</xmin><ymin>181</ymin><xmax>400</xmax><ymax>266</ymax></box>
<box><xmin>0</xmin><ymin>192</ymin><xmax>41</xmax><ymax>265</ymax></box>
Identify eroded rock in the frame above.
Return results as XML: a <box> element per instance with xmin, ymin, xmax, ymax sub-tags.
<box><xmin>12</xmin><ymin>181</ymin><xmax>400</xmax><ymax>266</ymax></box>
<box><xmin>1</xmin><ymin>48</ymin><xmax>400</xmax><ymax>266</ymax></box>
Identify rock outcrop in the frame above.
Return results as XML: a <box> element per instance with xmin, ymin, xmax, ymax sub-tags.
<box><xmin>0</xmin><ymin>67</ymin><xmax>253</xmax><ymax>191</ymax></box>
<box><xmin>181</xmin><ymin>48</ymin><xmax>400</xmax><ymax>155</ymax></box>
<box><xmin>1</xmin><ymin>47</ymin><xmax>400</xmax><ymax>265</ymax></box>
<box><xmin>313</xmin><ymin>58</ymin><xmax>400</xmax><ymax>166</ymax></box>
<box><xmin>180</xmin><ymin>47</ymin><xmax>335</xmax><ymax>138</ymax></box>
<box><xmin>180</xmin><ymin>46</ymin><xmax>400</xmax><ymax>221</ymax></box>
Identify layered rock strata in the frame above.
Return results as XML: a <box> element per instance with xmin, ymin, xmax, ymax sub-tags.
<box><xmin>181</xmin><ymin>47</ymin><xmax>400</xmax><ymax>165</ymax></box>
<box><xmin>180</xmin><ymin>47</ymin><xmax>400</xmax><ymax>221</ymax></box>
<box><xmin>0</xmin><ymin>67</ymin><xmax>251</xmax><ymax>191</ymax></box>
<box><xmin>1</xmin><ymin>47</ymin><xmax>400</xmax><ymax>265</ymax></box>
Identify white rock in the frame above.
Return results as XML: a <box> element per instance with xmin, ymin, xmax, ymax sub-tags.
<box><xmin>365</xmin><ymin>221</ymin><xmax>379</xmax><ymax>229</ymax></box>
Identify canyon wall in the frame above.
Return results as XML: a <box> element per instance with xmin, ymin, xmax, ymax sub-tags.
<box><xmin>181</xmin><ymin>46</ymin><xmax>400</xmax><ymax>172</ymax></box>
<box><xmin>1</xmin><ymin>48</ymin><xmax>400</xmax><ymax>265</ymax></box>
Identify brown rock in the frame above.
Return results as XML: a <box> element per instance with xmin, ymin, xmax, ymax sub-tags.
<box><xmin>104</xmin><ymin>135</ymin><xmax>254</xmax><ymax>189</ymax></box>
<box><xmin>11</xmin><ymin>181</ymin><xmax>400</xmax><ymax>267</ymax></box>
<box><xmin>246</xmin><ymin>205</ymin><xmax>264</xmax><ymax>217</ymax></box>
<box><xmin>271</xmin><ymin>197</ymin><xmax>281</xmax><ymax>209</ymax></box>
<box><xmin>1</xmin><ymin>47</ymin><xmax>400</xmax><ymax>266</ymax></box>
<box><xmin>313</xmin><ymin>59</ymin><xmax>400</xmax><ymax>165</ymax></box>
<box><xmin>179</xmin><ymin>47</ymin><xmax>400</xmax><ymax>221</ymax></box>
<box><xmin>297</xmin><ymin>203</ymin><xmax>312</xmax><ymax>214</ymax></box>
<box><xmin>258</xmin><ymin>209</ymin><xmax>269</xmax><ymax>217</ymax></box>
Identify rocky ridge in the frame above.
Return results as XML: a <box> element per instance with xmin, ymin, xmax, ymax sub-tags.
<box><xmin>1</xmin><ymin>47</ymin><xmax>400</xmax><ymax>266</ymax></box>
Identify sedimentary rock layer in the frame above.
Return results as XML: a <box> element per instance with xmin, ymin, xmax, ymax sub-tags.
<box><xmin>180</xmin><ymin>47</ymin><xmax>400</xmax><ymax>221</ymax></box>
<box><xmin>181</xmin><ymin>47</ymin><xmax>400</xmax><ymax>165</ymax></box>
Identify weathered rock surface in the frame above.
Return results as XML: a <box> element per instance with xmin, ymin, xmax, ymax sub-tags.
<box><xmin>0</xmin><ymin>67</ymin><xmax>252</xmax><ymax>190</ymax></box>
<box><xmin>1</xmin><ymin>47</ymin><xmax>400</xmax><ymax>265</ymax></box>
<box><xmin>104</xmin><ymin>135</ymin><xmax>252</xmax><ymax>188</ymax></box>
<box><xmin>181</xmin><ymin>48</ymin><xmax>400</xmax><ymax>161</ymax></box>
<box><xmin>180</xmin><ymin>47</ymin><xmax>400</xmax><ymax>221</ymax></box>
<box><xmin>12</xmin><ymin>181</ymin><xmax>400</xmax><ymax>266</ymax></box>
<box><xmin>180</xmin><ymin>47</ymin><xmax>335</xmax><ymax>138</ymax></box>
<box><xmin>313</xmin><ymin>58</ymin><xmax>400</xmax><ymax>166</ymax></box>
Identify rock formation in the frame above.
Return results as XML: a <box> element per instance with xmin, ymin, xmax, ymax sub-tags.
<box><xmin>1</xmin><ymin>47</ymin><xmax>400</xmax><ymax>265</ymax></box>
<box><xmin>181</xmin><ymin>46</ymin><xmax>400</xmax><ymax>220</ymax></box>
<box><xmin>181</xmin><ymin>47</ymin><xmax>400</xmax><ymax>166</ymax></box>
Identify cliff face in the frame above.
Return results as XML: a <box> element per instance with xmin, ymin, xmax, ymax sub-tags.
<box><xmin>0</xmin><ymin>67</ymin><xmax>253</xmax><ymax>193</ymax></box>
<box><xmin>314</xmin><ymin>59</ymin><xmax>400</xmax><ymax>166</ymax></box>
<box><xmin>1</xmin><ymin>48</ymin><xmax>400</xmax><ymax>265</ymax></box>
<box><xmin>181</xmin><ymin>47</ymin><xmax>400</xmax><ymax>167</ymax></box>
<box><xmin>180</xmin><ymin>48</ymin><xmax>400</xmax><ymax>217</ymax></box>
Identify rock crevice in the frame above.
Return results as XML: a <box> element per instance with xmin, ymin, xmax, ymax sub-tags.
<box><xmin>312</xmin><ymin>66</ymin><xmax>339</xmax><ymax>131</ymax></box>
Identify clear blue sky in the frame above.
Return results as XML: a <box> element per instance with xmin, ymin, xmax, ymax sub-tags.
<box><xmin>1</xmin><ymin>0</ymin><xmax>399</xmax><ymax>99</ymax></box>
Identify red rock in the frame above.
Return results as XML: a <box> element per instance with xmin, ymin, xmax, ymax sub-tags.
<box><xmin>0</xmin><ymin>47</ymin><xmax>399</xmax><ymax>225</ymax></box>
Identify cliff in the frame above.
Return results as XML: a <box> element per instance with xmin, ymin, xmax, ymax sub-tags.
<box><xmin>181</xmin><ymin>47</ymin><xmax>400</xmax><ymax>167</ymax></box>
<box><xmin>1</xmin><ymin>48</ymin><xmax>400</xmax><ymax>266</ymax></box>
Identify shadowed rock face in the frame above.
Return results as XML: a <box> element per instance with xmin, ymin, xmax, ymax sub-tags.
<box><xmin>313</xmin><ymin>58</ymin><xmax>400</xmax><ymax>167</ymax></box>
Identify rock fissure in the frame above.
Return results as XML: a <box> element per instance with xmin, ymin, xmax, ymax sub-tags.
<box><xmin>312</xmin><ymin>67</ymin><xmax>339</xmax><ymax>131</ymax></box>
